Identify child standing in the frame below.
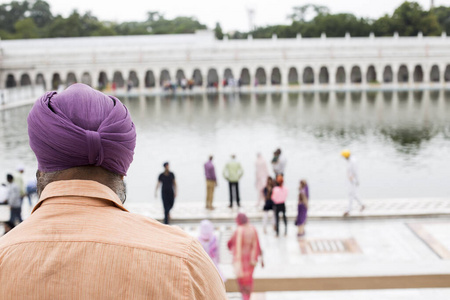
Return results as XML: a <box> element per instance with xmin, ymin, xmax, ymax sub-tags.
<box><xmin>295</xmin><ymin>180</ymin><xmax>309</xmax><ymax>237</ymax></box>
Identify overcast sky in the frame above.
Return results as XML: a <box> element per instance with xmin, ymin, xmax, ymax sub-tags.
<box><xmin>2</xmin><ymin>0</ymin><xmax>450</xmax><ymax>32</ymax></box>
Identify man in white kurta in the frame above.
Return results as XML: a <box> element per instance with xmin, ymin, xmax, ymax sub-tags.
<box><xmin>342</xmin><ymin>150</ymin><xmax>365</xmax><ymax>216</ymax></box>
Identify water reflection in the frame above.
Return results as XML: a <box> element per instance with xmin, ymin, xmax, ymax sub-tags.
<box><xmin>1</xmin><ymin>91</ymin><xmax>450</xmax><ymax>203</ymax></box>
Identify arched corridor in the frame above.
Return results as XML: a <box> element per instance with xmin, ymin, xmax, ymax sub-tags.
<box><xmin>20</xmin><ymin>74</ymin><xmax>32</xmax><ymax>86</ymax></box>
<box><xmin>303</xmin><ymin>67</ymin><xmax>314</xmax><ymax>84</ymax></box>
<box><xmin>319</xmin><ymin>67</ymin><xmax>329</xmax><ymax>84</ymax></box>
<box><xmin>288</xmin><ymin>67</ymin><xmax>298</xmax><ymax>85</ymax></box>
<box><xmin>383</xmin><ymin>66</ymin><xmax>393</xmax><ymax>83</ymax></box>
<box><xmin>398</xmin><ymin>65</ymin><xmax>409</xmax><ymax>83</ymax></box>
<box><xmin>207</xmin><ymin>69</ymin><xmax>219</xmax><ymax>86</ymax></box>
<box><xmin>51</xmin><ymin>73</ymin><xmax>61</xmax><ymax>89</ymax></box>
<box><xmin>430</xmin><ymin>65</ymin><xmax>440</xmax><ymax>82</ymax></box>
<box><xmin>336</xmin><ymin>67</ymin><xmax>345</xmax><ymax>84</ymax></box>
<box><xmin>113</xmin><ymin>71</ymin><xmax>125</xmax><ymax>88</ymax></box>
<box><xmin>255</xmin><ymin>67</ymin><xmax>266</xmax><ymax>85</ymax></box>
<box><xmin>81</xmin><ymin>72</ymin><xmax>92</xmax><ymax>86</ymax></box>
<box><xmin>6</xmin><ymin>74</ymin><xmax>17</xmax><ymax>88</ymax></box>
<box><xmin>271</xmin><ymin>67</ymin><xmax>281</xmax><ymax>85</ymax></box>
<box><xmin>413</xmin><ymin>65</ymin><xmax>423</xmax><ymax>83</ymax></box>
<box><xmin>240</xmin><ymin>68</ymin><xmax>251</xmax><ymax>86</ymax></box>
<box><xmin>350</xmin><ymin>66</ymin><xmax>362</xmax><ymax>83</ymax></box>
<box><xmin>66</xmin><ymin>72</ymin><xmax>77</xmax><ymax>86</ymax></box>
<box><xmin>160</xmin><ymin>69</ymin><xmax>171</xmax><ymax>86</ymax></box>
<box><xmin>192</xmin><ymin>69</ymin><xmax>203</xmax><ymax>86</ymax></box>
<box><xmin>145</xmin><ymin>71</ymin><xmax>156</xmax><ymax>87</ymax></box>
<box><xmin>367</xmin><ymin>66</ymin><xmax>377</xmax><ymax>83</ymax></box>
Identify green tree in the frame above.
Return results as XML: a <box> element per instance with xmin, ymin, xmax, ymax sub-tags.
<box><xmin>0</xmin><ymin>1</ymin><xmax>30</xmax><ymax>33</ymax></box>
<box><xmin>30</xmin><ymin>0</ymin><xmax>52</xmax><ymax>28</ymax></box>
<box><xmin>432</xmin><ymin>6</ymin><xmax>450</xmax><ymax>34</ymax></box>
<box><xmin>14</xmin><ymin>17</ymin><xmax>39</xmax><ymax>38</ymax></box>
<box><xmin>214</xmin><ymin>22</ymin><xmax>223</xmax><ymax>40</ymax></box>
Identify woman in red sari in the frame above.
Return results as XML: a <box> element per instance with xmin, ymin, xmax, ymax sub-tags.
<box><xmin>228</xmin><ymin>213</ymin><xmax>263</xmax><ymax>300</ymax></box>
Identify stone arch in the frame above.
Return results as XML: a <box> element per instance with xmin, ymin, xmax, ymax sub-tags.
<box><xmin>255</xmin><ymin>67</ymin><xmax>266</xmax><ymax>85</ymax></box>
<box><xmin>288</xmin><ymin>67</ymin><xmax>298</xmax><ymax>85</ymax></box>
<box><xmin>6</xmin><ymin>74</ymin><xmax>17</xmax><ymax>88</ymax></box>
<box><xmin>51</xmin><ymin>73</ymin><xmax>62</xmax><ymax>90</ymax></box>
<box><xmin>128</xmin><ymin>70</ymin><xmax>139</xmax><ymax>88</ymax></box>
<box><xmin>336</xmin><ymin>66</ymin><xmax>346</xmax><ymax>83</ymax></box>
<box><xmin>224</xmin><ymin>68</ymin><xmax>234</xmax><ymax>80</ymax></box>
<box><xmin>271</xmin><ymin>67</ymin><xmax>281</xmax><ymax>85</ymax></box>
<box><xmin>20</xmin><ymin>73</ymin><xmax>32</xmax><ymax>86</ymax></box>
<box><xmin>350</xmin><ymin>66</ymin><xmax>362</xmax><ymax>83</ymax></box>
<box><xmin>145</xmin><ymin>71</ymin><xmax>155</xmax><ymax>87</ymax></box>
<box><xmin>413</xmin><ymin>65</ymin><xmax>423</xmax><ymax>83</ymax></box>
<box><xmin>207</xmin><ymin>68</ymin><xmax>219</xmax><ymax>86</ymax></box>
<box><xmin>98</xmin><ymin>71</ymin><xmax>108</xmax><ymax>90</ymax></box>
<box><xmin>303</xmin><ymin>67</ymin><xmax>314</xmax><ymax>84</ymax></box>
<box><xmin>81</xmin><ymin>72</ymin><xmax>92</xmax><ymax>86</ymax></box>
<box><xmin>239</xmin><ymin>68</ymin><xmax>251</xmax><ymax>86</ymax></box>
<box><xmin>175</xmin><ymin>69</ymin><xmax>186</xmax><ymax>83</ymax></box>
<box><xmin>35</xmin><ymin>73</ymin><xmax>46</xmax><ymax>88</ymax></box>
<box><xmin>112</xmin><ymin>71</ymin><xmax>125</xmax><ymax>88</ymax></box>
<box><xmin>430</xmin><ymin>65</ymin><xmax>440</xmax><ymax>82</ymax></box>
<box><xmin>192</xmin><ymin>69</ymin><xmax>203</xmax><ymax>86</ymax></box>
<box><xmin>66</xmin><ymin>72</ymin><xmax>77</xmax><ymax>86</ymax></box>
<box><xmin>397</xmin><ymin>65</ymin><xmax>409</xmax><ymax>83</ymax></box>
<box><xmin>444</xmin><ymin>65</ymin><xmax>450</xmax><ymax>82</ymax></box>
<box><xmin>159</xmin><ymin>69</ymin><xmax>171</xmax><ymax>86</ymax></box>
<box><xmin>319</xmin><ymin>67</ymin><xmax>329</xmax><ymax>84</ymax></box>
<box><xmin>383</xmin><ymin>66</ymin><xmax>393</xmax><ymax>83</ymax></box>
<box><xmin>366</xmin><ymin>65</ymin><xmax>377</xmax><ymax>83</ymax></box>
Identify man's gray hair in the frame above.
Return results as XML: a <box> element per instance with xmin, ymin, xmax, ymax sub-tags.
<box><xmin>36</xmin><ymin>168</ymin><xmax>127</xmax><ymax>204</ymax></box>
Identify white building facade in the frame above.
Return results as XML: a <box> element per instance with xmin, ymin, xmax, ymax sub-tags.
<box><xmin>1</xmin><ymin>31</ymin><xmax>450</xmax><ymax>93</ymax></box>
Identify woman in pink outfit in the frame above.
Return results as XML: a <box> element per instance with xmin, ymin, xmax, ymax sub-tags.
<box><xmin>198</xmin><ymin>219</ymin><xmax>225</xmax><ymax>282</ymax></box>
<box><xmin>255</xmin><ymin>153</ymin><xmax>269</xmax><ymax>207</ymax></box>
<box><xmin>272</xmin><ymin>175</ymin><xmax>288</xmax><ymax>237</ymax></box>
<box><xmin>228</xmin><ymin>213</ymin><xmax>264</xmax><ymax>300</ymax></box>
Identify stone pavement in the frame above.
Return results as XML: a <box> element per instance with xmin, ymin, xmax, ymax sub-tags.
<box><xmin>175</xmin><ymin>217</ymin><xmax>450</xmax><ymax>295</ymax></box>
<box><xmin>125</xmin><ymin>197</ymin><xmax>450</xmax><ymax>223</ymax></box>
<box><xmin>1</xmin><ymin>197</ymin><xmax>450</xmax><ymax>298</ymax></box>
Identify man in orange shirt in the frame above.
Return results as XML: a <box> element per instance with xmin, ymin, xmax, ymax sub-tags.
<box><xmin>0</xmin><ymin>84</ymin><xmax>227</xmax><ymax>299</ymax></box>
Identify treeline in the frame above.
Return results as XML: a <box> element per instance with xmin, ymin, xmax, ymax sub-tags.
<box><xmin>243</xmin><ymin>2</ymin><xmax>450</xmax><ymax>39</ymax></box>
<box><xmin>0</xmin><ymin>1</ymin><xmax>449</xmax><ymax>40</ymax></box>
<box><xmin>0</xmin><ymin>1</ymin><xmax>206</xmax><ymax>39</ymax></box>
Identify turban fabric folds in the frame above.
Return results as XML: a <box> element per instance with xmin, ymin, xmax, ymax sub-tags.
<box><xmin>27</xmin><ymin>83</ymin><xmax>136</xmax><ymax>176</ymax></box>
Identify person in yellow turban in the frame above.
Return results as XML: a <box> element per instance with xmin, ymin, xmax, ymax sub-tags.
<box><xmin>341</xmin><ymin>150</ymin><xmax>365</xmax><ymax>217</ymax></box>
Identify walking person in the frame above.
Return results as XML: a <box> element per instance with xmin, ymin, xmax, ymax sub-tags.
<box><xmin>341</xmin><ymin>150</ymin><xmax>365</xmax><ymax>217</ymax></box>
<box><xmin>223</xmin><ymin>154</ymin><xmax>243</xmax><ymax>208</ymax></box>
<box><xmin>262</xmin><ymin>176</ymin><xmax>275</xmax><ymax>234</ymax></box>
<box><xmin>272</xmin><ymin>175</ymin><xmax>288</xmax><ymax>237</ymax></box>
<box><xmin>155</xmin><ymin>162</ymin><xmax>177</xmax><ymax>224</ymax></box>
<box><xmin>295</xmin><ymin>180</ymin><xmax>309</xmax><ymax>237</ymax></box>
<box><xmin>5</xmin><ymin>174</ymin><xmax>22</xmax><ymax>227</ymax></box>
<box><xmin>228</xmin><ymin>213</ymin><xmax>264</xmax><ymax>300</ymax></box>
<box><xmin>271</xmin><ymin>148</ymin><xmax>287</xmax><ymax>177</ymax></box>
<box><xmin>15</xmin><ymin>165</ymin><xmax>26</xmax><ymax>206</ymax></box>
<box><xmin>255</xmin><ymin>153</ymin><xmax>269</xmax><ymax>207</ymax></box>
<box><xmin>198</xmin><ymin>219</ymin><xmax>225</xmax><ymax>282</ymax></box>
<box><xmin>204</xmin><ymin>156</ymin><xmax>217</xmax><ymax>210</ymax></box>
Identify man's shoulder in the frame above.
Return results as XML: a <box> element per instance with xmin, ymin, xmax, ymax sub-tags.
<box><xmin>0</xmin><ymin>211</ymin><xmax>196</xmax><ymax>260</ymax></box>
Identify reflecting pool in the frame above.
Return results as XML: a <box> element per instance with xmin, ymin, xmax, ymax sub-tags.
<box><xmin>1</xmin><ymin>90</ymin><xmax>450</xmax><ymax>205</ymax></box>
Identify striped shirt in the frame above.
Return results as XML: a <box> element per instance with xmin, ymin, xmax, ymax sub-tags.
<box><xmin>0</xmin><ymin>180</ymin><xmax>226</xmax><ymax>299</ymax></box>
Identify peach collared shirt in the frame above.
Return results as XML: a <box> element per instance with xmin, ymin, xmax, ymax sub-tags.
<box><xmin>0</xmin><ymin>180</ymin><xmax>227</xmax><ymax>299</ymax></box>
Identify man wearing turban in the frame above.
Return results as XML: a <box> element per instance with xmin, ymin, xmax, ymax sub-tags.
<box><xmin>0</xmin><ymin>84</ymin><xmax>226</xmax><ymax>299</ymax></box>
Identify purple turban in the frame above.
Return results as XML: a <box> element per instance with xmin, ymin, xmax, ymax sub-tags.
<box><xmin>27</xmin><ymin>83</ymin><xmax>136</xmax><ymax>176</ymax></box>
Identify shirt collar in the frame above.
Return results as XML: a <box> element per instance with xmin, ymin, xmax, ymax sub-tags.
<box><xmin>32</xmin><ymin>180</ymin><xmax>128</xmax><ymax>214</ymax></box>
